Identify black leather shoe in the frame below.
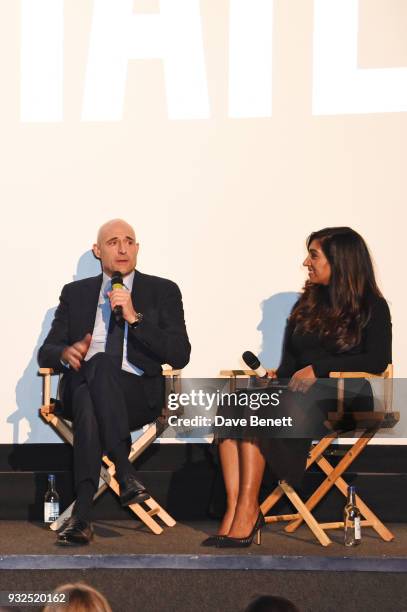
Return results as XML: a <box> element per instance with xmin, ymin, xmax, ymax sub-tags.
<box><xmin>119</xmin><ymin>474</ymin><xmax>151</xmax><ymax>506</ymax></box>
<box><xmin>56</xmin><ymin>516</ymin><xmax>93</xmax><ymax>546</ymax></box>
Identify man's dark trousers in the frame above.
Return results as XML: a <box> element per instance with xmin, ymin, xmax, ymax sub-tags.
<box><xmin>63</xmin><ymin>352</ymin><xmax>164</xmax><ymax>492</ymax></box>
<box><xmin>38</xmin><ymin>269</ymin><xmax>191</xmax><ymax>514</ymax></box>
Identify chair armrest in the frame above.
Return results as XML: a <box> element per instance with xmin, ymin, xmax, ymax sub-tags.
<box><xmin>39</xmin><ymin>368</ymin><xmax>182</xmax><ymax>377</ymax></box>
<box><xmin>330</xmin><ymin>371</ymin><xmax>385</xmax><ymax>379</ymax></box>
<box><xmin>219</xmin><ymin>369</ymin><xmax>256</xmax><ymax>377</ymax></box>
<box><xmin>38</xmin><ymin>368</ymin><xmax>57</xmax><ymax>407</ymax></box>
<box><xmin>38</xmin><ymin>368</ymin><xmax>182</xmax><ymax>421</ymax></box>
<box><xmin>162</xmin><ymin>369</ymin><xmax>181</xmax><ymax>377</ymax></box>
<box><xmin>329</xmin><ymin>364</ymin><xmax>393</xmax><ymax>414</ymax></box>
<box><xmin>329</xmin><ymin>364</ymin><xmax>393</xmax><ymax>379</ymax></box>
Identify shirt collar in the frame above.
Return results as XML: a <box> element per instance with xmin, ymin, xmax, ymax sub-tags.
<box><xmin>102</xmin><ymin>270</ymin><xmax>135</xmax><ymax>297</ymax></box>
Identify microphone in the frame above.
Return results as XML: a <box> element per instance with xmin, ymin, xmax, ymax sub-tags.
<box><xmin>111</xmin><ymin>271</ymin><xmax>123</xmax><ymax>321</ymax></box>
<box><xmin>242</xmin><ymin>351</ymin><xmax>268</xmax><ymax>378</ymax></box>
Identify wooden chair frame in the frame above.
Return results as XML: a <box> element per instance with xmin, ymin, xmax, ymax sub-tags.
<box><xmin>39</xmin><ymin>367</ymin><xmax>181</xmax><ymax>535</ymax></box>
<box><xmin>220</xmin><ymin>366</ymin><xmax>399</xmax><ymax>547</ymax></box>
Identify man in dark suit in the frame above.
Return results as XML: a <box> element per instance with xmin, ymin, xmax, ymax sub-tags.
<box><xmin>38</xmin><ymin>219</ymin><xmax>191</xmax><ymax>545</ymax></box>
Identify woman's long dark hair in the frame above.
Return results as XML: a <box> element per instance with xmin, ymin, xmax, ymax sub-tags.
<box><xmin>290</xmin><ymin>227</ymin><xmax>382</xmax><ymax>352</ymax></box>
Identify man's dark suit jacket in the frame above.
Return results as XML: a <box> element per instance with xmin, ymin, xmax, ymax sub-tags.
<box><xmin>38</xmin><ymin>269</ymin><xmax>191</xmax><ymax>414</ymax></box>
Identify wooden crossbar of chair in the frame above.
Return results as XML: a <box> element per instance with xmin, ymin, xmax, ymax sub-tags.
<box><xmin>39</xmin><ymin>367</ymin><xmax>181</xmax><ymax>535</ymax></box>
<box><xmin>221</xmin><ymin>366</ymin><xmax>399</xmax><ymax>547</ymax></box>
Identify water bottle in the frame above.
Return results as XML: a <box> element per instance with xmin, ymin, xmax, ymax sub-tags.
<box><xmin>344</xmin><ymin>485</ymin><xmax>361</xmax><ymax>546</ymax></box>
<box><xmin>44</xmin><ymin>474</ymin><xmax>60</xmax><ymax>524</ymax></box>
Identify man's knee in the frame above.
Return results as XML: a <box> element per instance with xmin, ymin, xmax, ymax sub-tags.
<box><xmin>87</xmin><ymin>351</ymin><xmax>114</xmax><ymax>368</ymax></box>
<box><xmin>85</xmin><ymin>352</ymin><xmax>120</xmax><ymax>380</ymax></box>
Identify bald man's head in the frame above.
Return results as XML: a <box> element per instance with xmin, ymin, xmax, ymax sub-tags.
<box><xmin>93</xmin><ymin>219</ymin><xmax>139</xmax><ymax>277</ymax></box>
<box><xmin>96</xmin><ymin>218</ymin><xmax>135</xmax><ymax>246</ymax></box>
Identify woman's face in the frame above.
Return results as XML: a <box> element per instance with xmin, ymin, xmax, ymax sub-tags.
<box><xmin>303</xmin><ymin>239</ymin><xmax>331</xmax><ymax>285</ymax></box>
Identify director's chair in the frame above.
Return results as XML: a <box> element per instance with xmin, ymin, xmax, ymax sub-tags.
<box><xmin>39</xmin><ymin>367</ymin><xmax>181</xmax><ymax>535</ymax></box>
<box><xmin>220</xmin><ymin>366</ymin><xmax>399</xmax><ymax>547</ymax></box>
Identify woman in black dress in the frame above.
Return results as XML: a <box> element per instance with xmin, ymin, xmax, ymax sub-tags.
<box><xmin>204</xmin><ymin>226</ymin><xmax>391</xmax><ymax>548</ymax></box>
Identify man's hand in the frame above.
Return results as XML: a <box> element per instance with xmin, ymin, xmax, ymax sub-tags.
<box><xmin>61</xmin><ymin>333</ymin><xmax>92</xmax><ymax>371</ymax></box>
<box><xmin>107</xmin><ymin>288</ymin><xmax>137</xmax><ymax>323</ymax></box>
<box><xmin>288</xmin><ymin>365</ymin><xmax>317</xmax><ymax>393</ymax></box>
<box><xmin>267</xmin><ymin>369</ymin><xmax>278</xmax><ymax>378</ymax></box>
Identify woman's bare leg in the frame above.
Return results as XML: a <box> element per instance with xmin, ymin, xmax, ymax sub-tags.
<box><xmin>227</xmin><ymin>439</ymin><xmax>266</xmax><ymax>538</ymax></box>
<box><xmin>217</xmin><ymin>438</ymin><xmax>240</xmax><ymax>535</ymax></box>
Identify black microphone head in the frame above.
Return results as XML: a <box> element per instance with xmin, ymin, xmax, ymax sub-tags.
<box><xmin>111</xmin><ymin>271</ymin><xmax>123</xmax><ymax>286</ymax></box>
<box><xmin>242</xmin><ymin>351</ymin><xmax>261</xmax><ymax>370</ymax></box>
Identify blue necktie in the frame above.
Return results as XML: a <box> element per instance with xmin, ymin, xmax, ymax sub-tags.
<box><xmin>105</xmin><ymin>312</ymin><xmax>125</xmax><ymax>358</ymax></box>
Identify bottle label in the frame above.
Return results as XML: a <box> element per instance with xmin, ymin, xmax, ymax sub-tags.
<box><xmin>44</xmin><ymin>502</ymin><xmax>60</xmax><ymax>523</ymax></box>
<box><xmin>354</xmin><ymin>516</ymin><xmax>361</xmax><ymax>540</ymax></box>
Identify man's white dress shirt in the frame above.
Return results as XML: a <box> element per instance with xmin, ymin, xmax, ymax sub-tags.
<box><xmin>85</xmin><ymin>271</ymin><xmax>143</xmax><ymax>376</ymax></box>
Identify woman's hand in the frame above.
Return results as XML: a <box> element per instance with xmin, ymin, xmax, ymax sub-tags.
<box><xmin>288</xmin><ymin>365</ymin><xmax>317</xmax><ymax>393</ymax></box>
<box><xmin>267</xmin><ymin>369</ymin><xmax>278</xmax><ymax>378</ymax></box>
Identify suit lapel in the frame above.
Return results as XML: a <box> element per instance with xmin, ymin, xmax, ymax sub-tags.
<box><xmin>131</xmin><ymin>269</ymin><xmax>146</xmax><ymax>314</ymax></box>
<box><xmin>81</xmin><ymin>274</ymin><xmax>103</xmax><ymax>334</ymax></box>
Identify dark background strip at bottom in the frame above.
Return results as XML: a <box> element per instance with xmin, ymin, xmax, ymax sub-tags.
<box><xmin>0</xmin><ymin>569</ymin><xmax>406</xmax><ymax>612</ymax></box>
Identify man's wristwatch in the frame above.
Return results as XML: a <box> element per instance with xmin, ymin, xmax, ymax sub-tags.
<box><xmin>129</xmin><ymin>312</ymin><xmax>144</xmax><ymax>328</ymax></box>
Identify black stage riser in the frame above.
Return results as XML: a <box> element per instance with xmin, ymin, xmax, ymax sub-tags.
<box><xmin>1</xmin><ymin>443</ymin><xmax>406</xmax><ymax>521</ymax></box>
<box><xmin>1</xmin><ymin>470</ymin><xmax>406</xmax><ymax>522</ymax></box>
<box><xmin>0</xmin><ymin>569</ymin><xmax>406</xmax><ymax>612</ymax></box>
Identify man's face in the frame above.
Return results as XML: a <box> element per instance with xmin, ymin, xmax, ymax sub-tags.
<box><xmin>92</xmin><ymin>221</ymin><xmax>139</xmax><ymax>278</ymax></box>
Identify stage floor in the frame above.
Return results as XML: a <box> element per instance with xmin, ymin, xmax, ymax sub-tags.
<box><xmin>1</xmin><ymin>521</ymin><xmax>406</xmax><ymax>612</ymax></box>
<box><xmin>1</xmin><ymin>520</ymin><xmax>406</xmax><ymax>572</ymax></box>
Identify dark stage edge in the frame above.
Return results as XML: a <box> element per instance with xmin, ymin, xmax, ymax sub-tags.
<box><xmin>2</xmin><ymin>553</ymin><xmax>407</xmax><ymax>573</ymax></box>
<box><xmin>1</xmin><ymin>522</ymin><xmax>407</xmax><ymax>612</ymax></box>
<box><xmin>1</xmin><ymin>520</ymin><xmax>406</xmax><ymax>572</ymax></box>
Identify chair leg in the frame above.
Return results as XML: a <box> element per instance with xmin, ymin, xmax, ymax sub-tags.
<box><xmin>279</xmin><ymin>481</ymin><xmax>331</xmax><ymax>546</ymax></box>
<box><xmin>316</xmin><ymin>455</ymin><xmax>394</xmax><ymax>542</ymax></box>
<box><xmin>285</xmin><ymin>432</ymin><xmax>375</xmax><ymax>533</ymax></box>
<box><xmin>45</xmin><ymin>416</ymin><xmax>175</xmax><ymax>534</ymax></box>
<box><xmin>261</xmin><ymin>484</ymin><xmax>285</xmax><ymax>516</ymax></box>
<box><xmin>144</xmin><ymin>498</ymin><xmax>176</xmax><ymax>527</ymax></box>
<box><xmin>102</xmin><ymin>453</ymin><xmax>175</xmax><ymax>533</ymax></box>
<box><xmin>261</xmin><ymin>434</ymin><xmax>337</xmax><ymax>516</ymax></box>
<box><xmin>103</xmin><ymin>469</ymin><xmax>164</xmax><ymax>534</ymax></box>
<box><xmin>128</xmin><ymin>422</ymin><xmax>161</xmax><ymax>461</ymax></box>
<box><xmin>50</xmin><ymin>502</ymin><xmax>74</xmax><ymax>531</ymax></box>
<box><xmin>40</xmin><ymin>373</ymin><xmax>178</xmax><ymax>535</ymax></box>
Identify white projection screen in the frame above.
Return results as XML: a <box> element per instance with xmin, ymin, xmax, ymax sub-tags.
<box><xmin>1</xmin><ymin>0</ymin><xmax>406</xmax><ymax>444</ymax></box>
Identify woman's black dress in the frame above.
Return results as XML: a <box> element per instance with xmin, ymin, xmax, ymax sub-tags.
<box><xmin>263</xmin><ymin>291</ymin><xmax>392</xmax><ymax>486</ymax></box>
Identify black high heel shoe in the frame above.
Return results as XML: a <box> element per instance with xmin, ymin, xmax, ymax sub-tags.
<box><xmin>201</xmin><ymin>534</ymin><xmax>228</xmax><ymax>547</ymax></box>
<box><xmin>217</xmin><ymin>512</ymin><xmax>265</xmax><ymax>548</ymax></box>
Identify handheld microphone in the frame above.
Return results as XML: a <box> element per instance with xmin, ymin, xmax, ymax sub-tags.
<box><xmin>242</xmin><ymin>351</ymin><xmax>268</xmax><ymax>378</ymax></box>
<box><xmin>111</xmin><ymin>271</ymin><xmax>123</xmax><ymax>321</ymax></box>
